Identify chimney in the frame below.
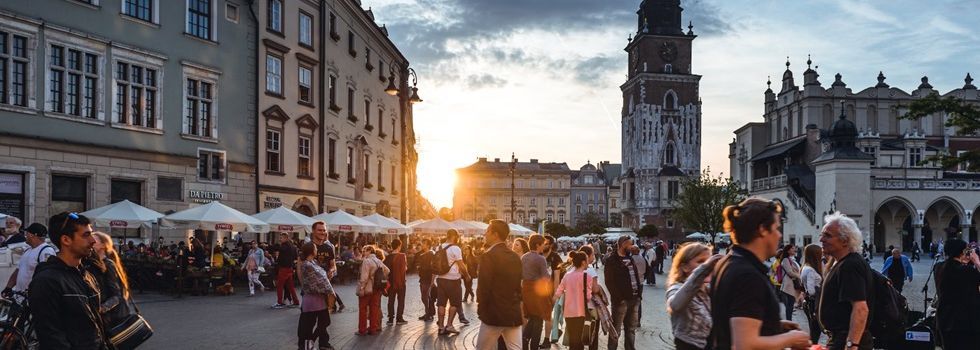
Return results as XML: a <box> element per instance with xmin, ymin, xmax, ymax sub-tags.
<box><xmin>478</xmin><ymin>157</ymin><xmax>487</xmax><ymax>163</ymax></box>
<box><xmin>530</xmin><ymin>159</ymin><xmax>538</xmax><ymax>163</ymax></box>
<box><xmin>494</xmin><ymin>158</ymin><xmax>500</xmax><ymax>162</ymax></box>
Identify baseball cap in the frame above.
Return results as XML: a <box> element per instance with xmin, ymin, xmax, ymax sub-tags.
<box><xmin>25</xmin><ymin>223</ymin><xmax>48</xmax><ymax>237</ymax></box>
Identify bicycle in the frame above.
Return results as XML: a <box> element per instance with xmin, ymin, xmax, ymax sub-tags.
<box><xmin>0</xmin><ymin>291</ymin><xmax>37</xmax><ymax>350</ymax></box>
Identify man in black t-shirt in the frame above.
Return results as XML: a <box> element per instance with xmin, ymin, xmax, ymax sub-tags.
<box><xmin>415</xmin><ymin>243</ymin><xmax>436</xmax><ymax>320</ymax></box>
<box><xmin>311</xmin><ymin>221</ymin><xmax>344</xmax><ymax>314</ymax></box>
<box><xmin>818</xmin><ymin>213</ymin><xmax>873</xmax><ymax>350</ymax></box>
<box><xmin>603</xmin><ymin>236</ymin><xmax>643</xmax><ymax>350</ymax></box>
<box><xmin>709</xmin><ymin>198</ymin><xmax>810</xmax><ymax>350</ymax></box>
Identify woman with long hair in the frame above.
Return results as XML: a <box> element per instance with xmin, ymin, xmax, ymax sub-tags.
<box><xmin>89</xmin><ymin>232</ymin><xmax>132</xmax><ymax>328</ymax></box>
<box><xmin>512</xmin><ymin>238</ymin><xmax>529</xmax><ymax>255</ymax></box>
<box><xmin>778</xmin><ymin>244</ymin><xmax>802</xmax><ymax>320</ymax></box>
<box><xmin>356</xmin><ymin>245</ymin><xmax>389</xmax><ymax>335</ymax></box>
<box><xmin>553</xmin><ymin>251</ymin><xmax>592</xmax><ymax>350</ymax></box>
<box><xmin>666</xmin><ymin>242</ymin><xmax>722</xmax><ymax>350</ymax></box>
<box><xmin>297</xmin><ymin>242</ymin><xmax>333</xmax><ymax>349</ymax></box>
<box><xmin>799</xmin><ymin>244</ymin><xmax>824</xmax><ymax>344</ymax></box>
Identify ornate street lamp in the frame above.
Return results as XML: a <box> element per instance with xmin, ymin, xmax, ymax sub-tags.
<box><xmin>385</xmin><ymin>67</ymin><xmax>423</xmax><ymax>104</ymax></box>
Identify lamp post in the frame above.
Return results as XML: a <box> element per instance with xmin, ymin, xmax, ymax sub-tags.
<box><xmin>510</xmin><ymin>153</ymin><xmax>516</xmax><ymax>224</ymax></box>
<box><xmin>385</xmin><ymin>66</ymin><xmax>422</xmax><ymax>222</ymax></box>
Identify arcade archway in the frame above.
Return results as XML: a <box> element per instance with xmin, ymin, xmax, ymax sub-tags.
<box><xmin>874</xmin><ymin>198</ymin><xmax>915</xmax><ymax>252</ymax></box>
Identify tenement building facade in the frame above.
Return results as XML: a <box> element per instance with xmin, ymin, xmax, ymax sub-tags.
<box><xmin>257</xmin><ymin>0</ymin><xmax>417</xmax><ymax>221</ymax></box>
<box><xmin>0</xmin><ymin>1</ymin><xmax>257</xmax><ymax>229</ymax></box>
<box><xmin>730</xmin><ymin>58</ymin><xmax>980</xmax><ymax>251</ymax></box>
<box><xmin>620</xmin><ymin>0</ymin><xmax>702</xmax><ymax>239</ymax></box>
<box><xmin>454</xmin><ymin>157</ymin><xmax>572</xmax><ymax>227</ymax></box>
<box><xmin>569</xmin><ymin>162</ymin><xmax>609</xmax><ymax>226</ymax></box>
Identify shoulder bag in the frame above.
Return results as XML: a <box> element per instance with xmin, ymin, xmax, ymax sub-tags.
<box><xmin>108</xmin><ymin>298</ymin><xmax>154</xmax><ymax>350</ymax></box>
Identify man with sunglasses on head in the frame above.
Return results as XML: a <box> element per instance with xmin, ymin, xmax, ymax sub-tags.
<box><xmin>29</xmin><ymin>212</ymin><xmax>110</xmax><ymax>349</ymax></box>
<box><xmin>3</xmin><ymin>223</ymin><xmax>55</xmax><ymax>298</ymax></box>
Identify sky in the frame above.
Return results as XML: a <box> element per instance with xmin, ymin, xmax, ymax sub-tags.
<box><xmin>360</xmin><ymin>0</ymin><xmax>980</xmax><ymax>209</ymax></box>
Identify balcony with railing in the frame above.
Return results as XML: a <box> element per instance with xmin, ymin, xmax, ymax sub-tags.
<box><xmin>751</xmin><ymin>174</ymin><xmax>787</xmax><ymax>192</ymax></box>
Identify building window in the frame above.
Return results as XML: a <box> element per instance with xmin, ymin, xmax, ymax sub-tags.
<box><xmin>909</xmin><ymin>147</ymin><xmax>923</xmax><ymax>167</ymax></box>
<box><xmin>114</xmin><ymin>62</ymin><xmax>159</xmax><ymax>128</ymax></box>
<box><xmin>49</xmin><ymin>45</ymin><xmax>99</xmax><ymax>118</ymax></box>
<box><xmin>123</xmin><ymin>0</ymin><xmax>153</xmax><ymax>22</ymax></box>
<box><xmin>328</xmin><ymin>75</ymin><xmax>338</xmax><ymax>109</ymax></box>
<box><xmin>348</xmin><ymin>31</ymin><xmax>356</xmax><ymax>56</ymax></box>
<box><xmin>546</xmin><ymin>197</ymin><xmax>552</xmax><ymax>205</ymax></box>
<box><xmin>377</xmin><ymin>159</ymin><xmax>383</xmax><ymax>190</ymax></box>
<box><xmin>265</xmin><ymin>54</ymin><xmax>282</xmax><ymax>94</ymax></box>
<box><xmin>378</xmin><ymin>108</ymin><xmax>384</xmax><ymax>135</ymax></box>
<box><xmin>184</xmin><ymin>78</ymin><xmax>214</xmax><ymax>137</ymax></box>
<box><xmin>267</xmin><ymin>0</ymin><xmax>282</xmax><ymax>33</ymax></box>
<box><xmin>346</xmin><ymin>146</ymin><xmax>354</xmax><ymax>180</ymax></box>
<box><xmin>0</xmin><ymin>31</ymin><xmax>29</xmax><ymax>107</ymax></box>
<box><xmin>298</xmin><ymin>65</ymin><xmax>312</xmax><ymax>103</ymax></box>
<box><xmin>327</xmin><ymin>138</ymin><xmax>337</xmax><ymax>177</ymax></box>
<box><xmin>51</xmin><ymin>175</ymin><xmax>88</xmax><ymax>213</ymax></box>
<box><xmin>558</xmin><ymin>213</ymin><xmax>565</xmax><ymax>224</ymax></box>
<box><xmin>110</xmin><ymin>179</ymin><xmax>142</xmax><ymax>204</ymax></box>
<box><xmin>956</xmin><ymin>151</ymin><xmax>971</xmax><ymax>172</ymax></box>
<box><xmin>667</xmin><ymin>180</ymin><xmax>679</xmax><ymax>200</ymax></box>
<box><xmin>665</xmin><ymin>142</ymin><xmax>675</xmax><ymax>165</ymax></box>
<box><xmin>863</xmin><ymin>146</ymin><xmax>877</xmax><ymax>166</ymax></box>
<box><xmin>530</xmin><ymin>198</ymin><xmax>536</xmax><ymax>206</ymax></box>
<box><xmin>328</xmin><ymin>13</ymin><xmax>338</xmax><ymax>41</ymax></box>
<box><xmin>546</xmin><ymin>212</ymin><xmax>553</xmax><ymax>222</ymax></box>
<box><xmin>157</xmin><ymin>177</ymin><xmax>183</xmax><ymax>201</ymax></box>
<box><xmin>299</xmin><ymin>12</ymin><xmax>313</xmax><ymax>46</ymax></box>
<box><xmin>225</xmin><ymin>3</ymin><xmax>239</xmax><ymax>22</ymax></box>
<box><xmin>363</xmin><ymin>154</ymin><xmax>370</xmax><ymax>186</ymax></box>
<box><xmin>347</xmin><ymin>87</ymin><xmax>355</xmax><ymax>120</ymax></box>
<box><xmin>198</xmin><ymin>149</ymin><xmax>225</xmax><ymax>182</ymax></box>
<box><xmin>298</xmin><ymin>136</ymin><xmax>312</xmax><ymax>177</ymax></box>
<box><xmin>559</xmin><ymin>198</ymin><xmax>565</xmax><ymax>206</ymax></box>
<box><xmin>576</xmin><ymin>205</ymin><xmax>581</xmax><ymax>214</ymax></box>
<box><xmin>666</xmin><ymin>218</ymin><xmax>675</xmax><ymax>228</ymax></box>
<box><xmin>391</xmin><ymin>118</ymin><xmax>396</xmax><ymax>140</ymax></box>
<box><xmin>265</xmin><ymin>129</ymin><xmax>281</xmax><ymax>173</ymax></box>
<box><xmin>611</xmin><ymin>199</ymin><xmax>617</xmax><ymax>208</ymax></box>
<box><xmin>187</xmin><ymin>0</ymin><xmax>213</xmax><ymax>40</ymax></box>
<box><xmin>390</xmin><ymin>164</ymin><xmax>396</xmax><ymax>193</ymax></box>
<box><xmin>365</xmin><ymin>48</ymin><xmax>373</xmax><ymax>71</ymax></box>
<box><xmin>364</xmin><ymin>100</ymin><xmax>371</xmax><ymax>127</ymax></box>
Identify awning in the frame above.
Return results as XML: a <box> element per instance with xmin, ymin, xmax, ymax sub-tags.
<box><xmin>749</xmin><ymin>138</ymin><xmax>806</xmax><ymax>162</ymax></box>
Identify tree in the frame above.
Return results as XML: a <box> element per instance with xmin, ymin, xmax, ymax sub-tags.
<box><xmin>545</xmin><ymin>223</ymin><xmax>573</xmax><ymax>237</ymax></box>
<box><xmin>438</xmin><ymin>207</ymin><xmax>455</xmax><ymax>221</ymax></box>
<box><xmin>901</xmin><ymin>92</ymin><xmax>980</xmax><ymax>171</ymax></box>
<box><xmin>574</xmin><ymin>211</ymin><xmax>608</xmax><ymax>236</ymax></box>
<box><xmin>671</xmin><ymin>168</ymin><xmax>747</xmax><ymax>243</ymax></box>
<box><xmin>637</xmin><ymin>224</ymin><xmax>659</xmax><ymax>238</ymax></box>
<box><xmin>609</xmin><ymin>212</ymin><xmax>622</xmax><ymax>227</ymax></box>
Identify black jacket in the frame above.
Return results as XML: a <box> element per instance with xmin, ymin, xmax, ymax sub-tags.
<box><xmin>604</xmin><ymin>252</ymin><xmax>641</xmax><ymax>303</ymax></box>
<box><xmin>86</xmin><ymin>257</ymin><xmax>131</xmax><ymax>328</ymax></box>
<box><xmin>29</xmin><ymin>256</ymin><xmax>110</xmax><ymax>350</ymax></box>
<box><xmin>477</xmin><ymin>242</ymin><xmax>523</xmax><ymax>327</ymax></box>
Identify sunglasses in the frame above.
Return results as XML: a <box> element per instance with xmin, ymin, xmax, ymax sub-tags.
<box><xmin>59</xmin><ymin>212</ymin><xmax>79</xmax><ymax>235</ymax></box>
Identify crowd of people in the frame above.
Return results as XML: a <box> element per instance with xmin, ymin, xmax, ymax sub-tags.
<box><xmin>8</xmin><ymin>196</ymin><xmax>980</xmax><ymax>350</ymax></box>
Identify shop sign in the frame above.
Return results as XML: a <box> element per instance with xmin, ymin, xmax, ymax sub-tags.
<box><xmin>264</xmin><ymin>196</ymin><xmax>283</xmax><ymax>209</ymax></box>
<box><xmin>387</xmin><ymin>229</ymin><xmax>398</xmax><ymax>234</ymax></box>
<box><xmin>338</xmin><ymin>225</ymin><xmax>352</xmax><ymax>231</ymax></box>
<box><xmin>189</xmin><ymin>190</ymin><xmax>225</xmax><ymax>203</ymax></box>
<box><xmin>0</xmin><ymin>173</ymin><xmax>22</xmax><ymax>194</ymax></box>
<box><xmin>215</xmin><ymin>223</ymin><xmax>233</xmax><ymax>230</ymax></box>
<box><xmin>109</xmin><ymin>220</ymin><xmax>128</xmax><ymax>228</ymax></box>
<box><xmin>277</xmin><ymin>225</ymin><xmax>295</xmax><ymax>231</ymax></box>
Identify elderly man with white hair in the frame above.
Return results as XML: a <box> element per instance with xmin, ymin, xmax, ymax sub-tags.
<box><xmin>818</xmin><ymin>212</ymin><xmax>873</xmax><ymax>350</ymax></box>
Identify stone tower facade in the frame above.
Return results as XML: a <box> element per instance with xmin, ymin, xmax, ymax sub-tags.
<box><xmin>620</xmin><ymin>0</ymin><xmax>702</xmax><ymax>237</ymax></box>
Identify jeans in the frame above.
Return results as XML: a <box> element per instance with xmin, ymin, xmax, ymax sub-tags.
<box><xmin>420</xmin><ymin>276</ymin><xmax>435</xmax><ymax>316</ymax></box>
<box><xmin>387</xmin><ymin>285</ymin><xmax>406</xmax><ymax>321</ymax></box>
<box><xmin>779</xmin><ymin>291</ymin><xmax>795</xmax><ymax>320</ymax></box>
<box><xmin>357</xmin><ymin>291</ymin><xmax>383</xmax><ymax>334</ymax></box>
<box><xmin>523</xmin><ymin>316</ymin><xmax>543</xmax><ymax>350</ymax></box>
<box><xmin>608</xmin><ymin>299</ymin><xmax>639</xmax><ymax>350</ymax></box>
<box><xmin>297</xmin><ymin>309</ymin><xmax>330</xmax><ymax>349</ymax></box>
<box><xmin>476</xmin><ymin>324</ymin><xmax>521</xmax><ymax>350</ymax></box>
<box><xmin>564</xmin><ymin>317</ymin><xmax>586</xmax><ymax>350</ymax></box>
<box><xmin>802</xmin><ymin>297</ymin><xmax>822</xmax><ymax>344</ymax></box>
<box><xmin>247</xmin><ymin>270</ymin><xmax>265</xmax><ymax>294</ymax></box>
<box><xmin>277</xmin><ymin>267</ymin><xmax>299</xmax><ymax>305</ymax></box>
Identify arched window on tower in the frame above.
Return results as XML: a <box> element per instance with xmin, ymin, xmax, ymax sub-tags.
<box><xmin>664</xmin><ymin>64</ymin><xmax>672</xmax><ymax>73</ymax></box>
<box><xmin>664</xmin><ymin>90</ymin><xmax>678</xmax><ymax>110</ymax></box>
<box><xmin>664</xmin><ymin>142</ymin><xmax>675</xmax><ymax>165</ymax></box>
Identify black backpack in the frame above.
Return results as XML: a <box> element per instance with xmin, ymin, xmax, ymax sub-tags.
<box><xmin>869</xmin><ymin>269</ymin><xmax>908</xmax><ymax>345</ymax></box>
<box><xmin>431</xmin><ymin>244</ymin><xmax>457</xmax><ymax>276</ymax></box>
<box><xmin>373</xmin><ymin>260</ymin><xmax>388</xmax><ymax>291</ymax></box>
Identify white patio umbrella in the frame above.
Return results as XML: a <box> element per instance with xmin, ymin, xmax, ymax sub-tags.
<box><xmin>81</xmin><ymin>200</ymin><xmax>164</xmax><ymax>229</ymax></box>
<box><xmin>508</xmin><ymin>223</ymin><xmax>534</xmax><ymax>237</ymax></box>
<box><xmin>361</xmin><ymin>213</ymin><xmax>410</xmax><ymax>235</ymax></box>
<box><xmin>311</xmin><ymin>211</ymin><xmax>380</xmax><ymax>233</ymax></box>
<box><xmin>251</xmin><ymin>206</ymin><xmax>317</xmax><ymax>234</ymax></box>
<box><xmin>451</xmin><ymin>220</ymin><xmax>484</xmax><ymax>237</ymax></box>
<box><xmin>408</xmin><ymin>218</ymin><xmax>458</xmax><ymax>235</ymax></box>
<box><xmin>686</xmin><ymin>232</ymin><xmax>709</xmax><ymax>240</ymax></box>
<box><xmin>468</xmin><ymin>221</ymin><xmax>489</xmax><ymax>230</ymax></box>
<box><xmin>160</xmin><ymin>201</ymin><xmax>270</xmax><ymax>233</ymax></box>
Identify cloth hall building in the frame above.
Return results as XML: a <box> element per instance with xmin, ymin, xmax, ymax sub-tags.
<box><xmin>729</xmin><ymin>59</ymin><xmax>980</xmax><ymax>251</ymax></box>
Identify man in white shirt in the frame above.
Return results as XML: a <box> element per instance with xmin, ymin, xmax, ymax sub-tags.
<box><xmin>3</xmin><ymin>223</ymin><xmax>56</xmax><ymax>297</ymax></box>
<box><xmin>642</xmin><ymin>242</ymin><xmax>656</xmax><ymax>286</ymax></box>
<box><xmin>436</xmin><ymin>229</ymin><xmax>467</xmax><ymax>335</ymax></box>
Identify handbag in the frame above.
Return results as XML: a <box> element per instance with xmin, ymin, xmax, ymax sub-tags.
<box><xmin>562</xmin><ymin>271</ymin><xmax>596</xmax><ymax>347</ymax></box>
<box><xmin>107</xmin><ymin>299</ymin><xmax>154</xmax><ymax>350</ymax></box>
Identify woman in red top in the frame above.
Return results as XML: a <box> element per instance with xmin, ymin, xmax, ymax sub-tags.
<box><xmin>386</xmin><ymin>239</ymin><xmax>408</xmax><ymax>325</ymax></box>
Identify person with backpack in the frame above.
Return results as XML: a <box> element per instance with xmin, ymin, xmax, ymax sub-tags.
<box><xmin>799</xmin><ymin>244</ymin><xmax>824</xmax><ymax>344</ymax></box>
<box><xmin>356</xmin><ymin>245</ymin><xmax>389</xmax><ymax>335</ymax></box>
<box><xmin>434</xmin><ymin>230</ymin><xmax>467</xmax><ymax>336</ymax></box>
<box><xmin>707</xmin><ymin>199</ymin><xmax>810</xmax><ymax>350</ymax></box>
<box><xmin>818</xmin><ymin>212</ymin><xmax>874</xmax><ymax>350</ymax></box>
<box><xmin>415</xmin><ymin>243</ymin><xmax>436</xmax><ymax>321</ymax></box>
<box><xmin>936</xmin><ymin>238</ymin><xmax>980</xmax><ymax>349</ymax></box>
<box><xmin>3</xmin><ymin>223</ymin><xmax>55</xmax><ymax>297</ymax></box>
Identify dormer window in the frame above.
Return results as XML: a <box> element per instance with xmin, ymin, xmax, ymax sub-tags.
<box><xmin>665</xmin><ymin>142</ymin><xmax>676</xmax><ymax>165</ymax></box>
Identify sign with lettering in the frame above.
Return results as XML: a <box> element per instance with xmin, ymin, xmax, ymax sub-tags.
<box><xmin>264</xmin><ymin>196</ymin><xmax>283</xmax><ymax>209</ymax></box>
<box><xmin>277</xmin><ymin>225</ymin><xmax>295</xmax><ymax>232</ymax></box>
<box><xmin>109</xmin><ymin>220</ymin><xmax>129</xmax><ymax>228</ymax></box>
<box><xmin>0</xmin><ymin>173</ymin><xmax>22</xmax><ymax>194</ymax></box>
<box><xmin>215</xmin><ymin>223</ymin><xmax>233</xmax><ymax>230</ymax></box>
<box><xmin>387</xmin><ymin>229</ymin><xmax>398</xmax><ymax>234</ymax></box>
<box><xmin>905</xmin><ymin>331</ymin><xmax>930</xmax><ymax>342</ymax></box>
<box><xmin>189</xmin><ymin>190</ymin><xmax>225</xmax><ymax>203</ymax></box>
<box><xmin>338</xmin><ymin>225</ymin><xmax>352</xmax><ymax>231</ymax></box>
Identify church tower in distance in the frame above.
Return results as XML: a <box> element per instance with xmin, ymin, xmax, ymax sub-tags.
<box><xmin>620</xmin><ymin>0</ymin><xmax>702</xmax><ymax>237</ymax></box>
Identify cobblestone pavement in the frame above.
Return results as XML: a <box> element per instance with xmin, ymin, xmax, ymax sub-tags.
<box><xmin>137</xmin><ymin>255</ymin><xmax>942</xmax><ymax>349</ymax></box>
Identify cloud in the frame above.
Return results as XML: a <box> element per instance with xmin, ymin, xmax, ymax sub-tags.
<box><xmin>574</xmin><ymin>56</ymin><xmax>621</xmax><ymax>84</ymax></box>
<box><xmin>833</xmin><ymin>0</ymin><xmax>900</xmax><ymax>26</ymax></box>
<box><xmin>465</xmin><ymin>74</ymin><xmax>507</xmax><ymax>89</ymax></box>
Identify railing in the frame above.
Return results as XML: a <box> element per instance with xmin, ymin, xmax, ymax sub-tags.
<box><xmin>752</xmin><ymin>174</ymin><xmax>787</xmax><ymax>191</ymax></box>
<box><xmin>871</xmin><ymin>178</ymin><xmax>980</xmax><ymax>191</ymax></box>
<box><xmin>786</xmin><ymin>188</ymin><xmax>815</xmax><ymax>224</ymax></box>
